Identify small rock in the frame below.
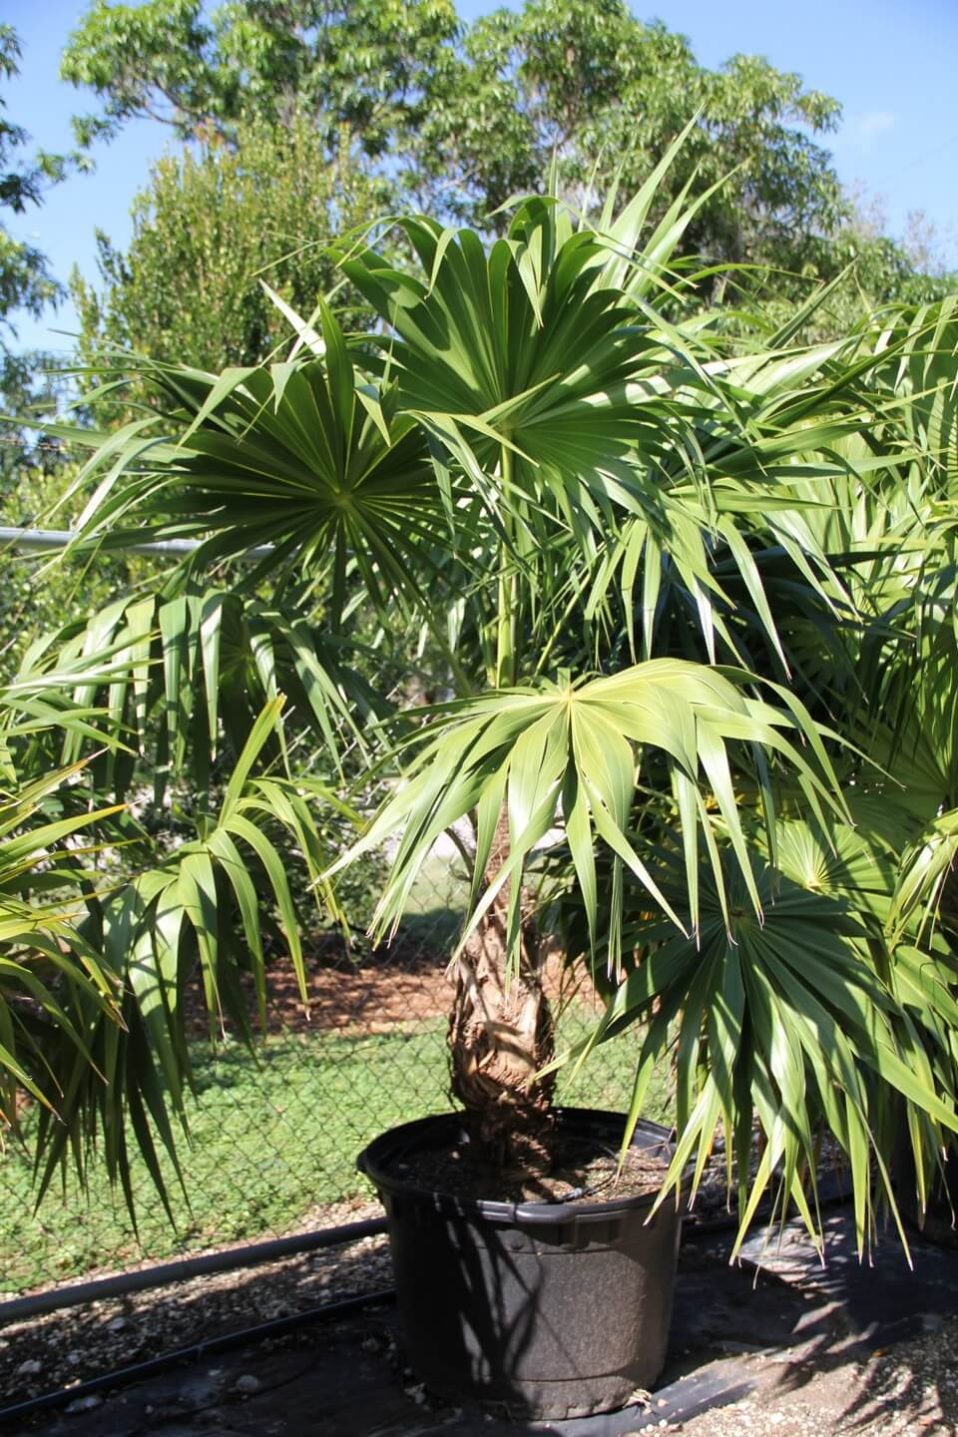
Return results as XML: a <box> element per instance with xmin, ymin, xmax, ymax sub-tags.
<box><xmin>234</xmin><ymin>1373</ymin><xmax>261</xmax><ymax>1395</ymax></box>
<box><xmin>64</xmin><ymin>1395</ymin><xmax>103</xmax><ymax>1414</ymax></box>
<box><xmin>107</xmin><ymin>1316</ymin><xmax>127</xmax><ymax>1333</ymax></box>
<box><xmin>66</xmin><ymin>1351</ymin><xmax>82</xmax><ymax>1366</ymax></box>
<box><xmin>16</xmin><ymin>1359</ymin><xmax>42</xmax><ymax>1377</ymax></box>
<box><xmin>360</xmin><ymin>1336</ymin><xmax>379</xmax><ymax>1353</ymax></box>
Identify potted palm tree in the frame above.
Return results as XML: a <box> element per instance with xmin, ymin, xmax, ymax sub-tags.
<box><xmin>12</xmin><ymin>168</ymin><xmax>958</xmax><ymax>1416</ymax></box>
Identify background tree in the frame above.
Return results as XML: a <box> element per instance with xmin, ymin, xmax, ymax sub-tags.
<box><xmin>0</xmin><ymin>23</ymin><xmax>86</xmax><ymax>433</ymax></box>
<box><xmin>0</xmin><ymin>25</ymin><xmax>114</xmax><ymax>671</ymax></box>
<box><xmin>60</xmin><ymin>2</ymin><xmax>839</xmax><ymax>261</ymax></box>
<box><xmin>0</xmin><ymin>25</ymin><xmax>67</xmax><ymax>347</ymax></box>
<box><xmin>409</xmin><ymin>3</ymin><xmax>846</xmax><ymax>267</ymax></box>
<box><xmin>60</xmin><ymin>0</ymin><xmax>460</xmax><ymax>157</ymax></box>
<box><xmin>62</xmin><ymin>0</ymin><xmax>956</xmax><ymax>330</ymax></box>
<box><xmin>72</xmin><ymin>110</ymin><xmax>386</xmax><ymax>373</ymax></box>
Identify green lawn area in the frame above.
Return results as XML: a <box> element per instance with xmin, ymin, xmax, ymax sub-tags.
<box><xmin>0</xmin><ymin>1008</ymin><xmax>670</xmax><ymax>1296</ymax></box>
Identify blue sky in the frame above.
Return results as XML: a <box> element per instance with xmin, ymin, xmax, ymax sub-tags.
<box><xmin>5</xmin><ymin>0</ymin><xmax>958</xmax><ymax>354</ymax></box>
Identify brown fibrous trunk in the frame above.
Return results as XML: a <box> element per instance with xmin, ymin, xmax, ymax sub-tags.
<box><xmin>447</xmin><ymin>817</ymin><xmax>556</xmax><ymax>1177</ymax></box>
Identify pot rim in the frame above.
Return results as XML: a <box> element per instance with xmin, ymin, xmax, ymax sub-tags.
<box><xmin>357</xmin><ymin>1106</ymin><xmax>683</xmax><ymax>1226</ymax></box>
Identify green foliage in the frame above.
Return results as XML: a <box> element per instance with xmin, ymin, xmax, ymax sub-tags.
<box><xmin>0</xmin><ymin>25</ymin><xmax>78</xmax><ymax>451</ymax></box>
<box><xmin>0</xmin><ymin>24</ymin><xmax>88</xmax><ymax>343</ymax></box>
<box><xmin>0</xmin><ymin>657</ymin><xmax>136</xmax><ymax>1137</ymax></box>
<box><xmin>2</xmin><ymin>1026</ymin><xmax>451</xmax><ymax>1289</ymax></box>
<box><xmin>62</xmin><ymin>0</ymin><xmax>956</xmax><ymax>351</ymax></box>
<box><xmin>0</xmin><ymin>357</ymin><xmax>72</xmax><ymax>481</ymax></box>
<box><xmin>339</xmin><ymin>665</ymin><xmax>847</xmax><ymax>970</ymax></box>
<box><xmin>0</xmin><ymin>765</ymin><xmax>120</xmax><ymax>1128</ymax></box>
<box><xmin>3</xmin><ymin>686</ymin><xmax>354</xmax><ymax>1217</ymax></box>
<box><xmin>20</xmin><ymin>572</ymin><xmax>382</xmax><ymax>790</ymax></box>
<box><xmin>72</xmin><ymin>111</ymin><xmax>387</xmax><ymax>373</ymax></box>
<box><xmin>0</xmin><ymin>453</ymin><xmax>151</xmax><ymax>678</ymax></box>
<box><xmin>0</xmin><ymin>23</ymin><xmax>97</xmax><ymax>619</ymax></box>
<box><xmin>61</xmin><ymin>0</ymin><xmax>460</xmax><ymax>156</ymax></box>
<box><xmin>411</xmin><ymin>1</ymin><xmax>845</xmax><ymax>271</ymax></box>
<box><xmin>760</xmin><ymin>210</ymin><xmax>958</xmax><ymax>341</ymax></box>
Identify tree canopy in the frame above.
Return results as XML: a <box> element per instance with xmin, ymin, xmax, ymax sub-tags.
<box><xmin>61</xmin><ymin>0</ymin><xmax>958</xmax><ymax>371</ymax></box>
<box><xmin>0</xmin><ymin>26</ymin><xmax>93</xmax><ymax>500</ymax></box>
<box><xmin>61</xmin><ymin>0</ymin><xmax>461</xmax><ymax>157</ymax></box>
<box><xmin>63</xmin><ymin>0</ymin><xmax>845</xmax><ymax>273</ymax></box>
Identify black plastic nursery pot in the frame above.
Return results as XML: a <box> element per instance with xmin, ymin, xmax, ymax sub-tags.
<box><xmin>358</xmin><ymin>1107</ymin><xmax>683</xmax><ymax>1420</ymax></box>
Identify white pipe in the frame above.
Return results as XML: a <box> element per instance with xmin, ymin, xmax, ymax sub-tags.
<box><xmin>0</xmin><ymin>528</ymin><xmax>274</xmax><ymax>561</ymax></box>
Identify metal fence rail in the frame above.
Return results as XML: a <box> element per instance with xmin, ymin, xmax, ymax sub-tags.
<box><xmin>0</xmin><ymin>527</ymin><xmax>274</xmax><ymax>560</ymax></box>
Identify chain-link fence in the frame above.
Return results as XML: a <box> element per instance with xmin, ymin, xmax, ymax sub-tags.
<box><xmin>1</xmin><ymin>848</ymin><xmax>650</xmax><ymax>1303</ymax></box>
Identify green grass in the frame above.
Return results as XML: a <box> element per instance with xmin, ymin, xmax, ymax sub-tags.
<box><xmin>0</xmin><ymin>1010</ymin><xmax>670</xmax><ymax>1296</ymax></box>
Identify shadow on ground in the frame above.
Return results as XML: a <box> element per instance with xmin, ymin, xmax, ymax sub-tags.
<box><xmin>6</xmin><ymin>1208</ymin><xmax>958</xmax><ymax>1436</ymax></box>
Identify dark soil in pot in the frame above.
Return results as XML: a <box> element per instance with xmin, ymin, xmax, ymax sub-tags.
<box><xmin>358</xmin><ymin>1106</ymin><xmax>683</xmax><ymax>1421</ymax></box>
<box><xmin>401</xmin><ymin>1121</ymin><xmax>672</xmax><ymax>1204</ymax></box>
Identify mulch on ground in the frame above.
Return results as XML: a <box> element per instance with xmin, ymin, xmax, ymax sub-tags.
<box><xmin>187</xmin><ymin>939</ymin><xmax>602</xmax><ymax>1037</ymax></box>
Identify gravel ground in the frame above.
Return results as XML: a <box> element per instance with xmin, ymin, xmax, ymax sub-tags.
<box><xmin>0</xmin><ymin>1196</ymin><xmax>390</xmax><ymax>1410</ymax></box>
<box><xmin>675</xmin><ymin>1317</ymin><xmax>958</xmax><ymax>1436</ymax></box>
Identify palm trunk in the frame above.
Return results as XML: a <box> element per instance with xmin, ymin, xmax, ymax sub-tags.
<box><xmin>447</xmin><ymin>814</ymin><xmax>556</xmax><ymax>1174</ymax></box>
<box><xmin>448</xmin><ymin>444</ymin><xmax>556</xmax><ymax>1175</ymax></box>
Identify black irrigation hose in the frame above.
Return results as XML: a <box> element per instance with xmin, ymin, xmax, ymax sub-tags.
<box><xmin>0</xmin><ymin>1286</ymin><xmax>396</xmax><ymax>1427</ymax></box>
<box><xmin>0</xmin><ymin>1217</ymin><xmax>389</xmax><ymax>1324</ymax></box>
<box><xmin>0</xmin><ymin>1173</ymin><xmax>855</xmax><ymax>1426</ymax></box>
